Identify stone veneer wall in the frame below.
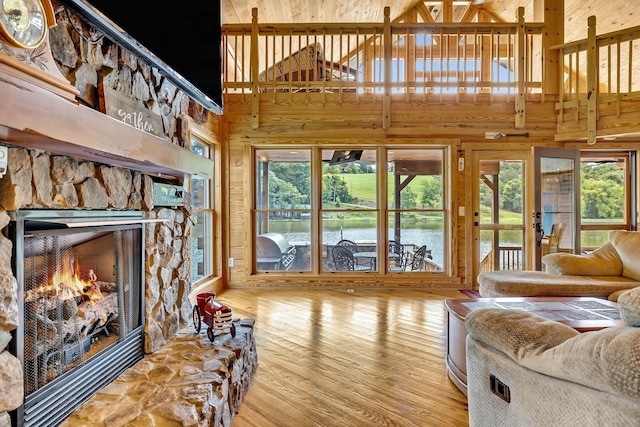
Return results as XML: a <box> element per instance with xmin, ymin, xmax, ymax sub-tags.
<box><xmin>0</xmin><ymin>148</ymin><xmax>194</xmax><ymax>421</ymax></box>
<box><xmin>0</xmin><ymin>1</ymin><xmax>214</xmax><ymax>421</ymax></box>
<box><xmin>49</xmin><ymin>0</ymin><xmax>201</xmax><ymax>146</ymax></box>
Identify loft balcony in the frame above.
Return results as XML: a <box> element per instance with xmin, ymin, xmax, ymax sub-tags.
<box><xmin>222</xmin><ymin>6</ymin><xmax>640</xmax><ymax>142</ymax></box>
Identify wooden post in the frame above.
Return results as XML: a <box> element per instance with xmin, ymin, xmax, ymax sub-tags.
<box><xmin>515</xmin><ymin>7</ymin><xmax>526</xmax><ymax>129</ymax></box>
<box><xmin>251</xmin><ymin>8</ymin><xmax>259</xmax><ymax>130</ymax></box>
<box><xmin>383</xmin><ymin>6</ymin><xmax>391</xmax><ymax>129</ymax></box>
<box><xmin>542</xmin><ymin>0</ymin><xmax>563</xmax><ymax>96</ymax></box>
<box><xmin>586</xmin><ymin>15</ymin><xmax>597</xmax><ymax>144</ymax></box>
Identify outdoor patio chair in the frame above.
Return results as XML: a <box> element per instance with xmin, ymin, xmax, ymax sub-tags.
<box><xmin>409</xmin><ymin>245</ymin><xmax>428</xmax><ymax>271</ymax></box>
<box><xmin>388</xmin><ymin>240</ymin><xmax>406</xmax><ymax>271</ymax></box>
<box><xmin>332</xmin><ymin>245</ymin><xmax>371</xmax><ymax>271</ymax></box>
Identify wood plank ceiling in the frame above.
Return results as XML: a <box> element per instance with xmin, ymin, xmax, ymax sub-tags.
<box><xmin>222</xmin><ymin>0</ymin><xmax>640</xmax><ymax>44</ymax></box>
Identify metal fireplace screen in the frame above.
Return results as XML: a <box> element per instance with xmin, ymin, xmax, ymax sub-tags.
<box><xmin>11</xmin><ymin>211</ymin><xmax>146</xmax><ymax>427</ymax></box>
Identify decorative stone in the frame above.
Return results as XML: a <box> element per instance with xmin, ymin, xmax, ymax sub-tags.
<box><xmin>0</xmin><ymin>148</ymin><xmax>32</xmax><ymax>210</ymax></box>
<box><xmin>75</xmin><ymin>162</ymin><xmax>96</xmax><ymax>184</ymax></box>
<box><xmin>156</xmin><ymin>224</ymin><xmax>172</xmax><ymax>253</ymax></box>
<box><xmin>0</xmin><ymin>330</ymin><xmax>11</xmax><ymax>352</ymax></box>
<box><xmin>144</xmin><ymin>317</ymin><xmax>165</xmax><ymax>354</ymax></box>
<box><xmin>31</xmin><ymin>152</ymin><xmax>53</xmax><ymax>206</ymax></box>
<box><xmin>53</xmin><ymin>182</ymin><xmax>79</xmax><ymax>207</ymax></box>
<box><xmin>74</xmin><ymin>62</ymin><xmax>98</xmax><ymax>107</ymax></box>
<box><xmin>85</xmin><ymin>36</ymin><xmax>105</xmax><ymax>68</ymax></box>
<box><xmin>116</xmin><ymin>67</ymin><xmax>132</xmax><ymax>94</ymax></box>
<box><xmin>163</xmin><ymin>311</ymin><xmax>179</xmax><ymax>338</ymax></box>
<box><xmin>64</xmin><ymin>321</ymin><xmax>257</xmax><ymax>427</ymax></box>
<box><xmin>0</xmin><ymin>220</ymin><xmax>12</xmax><ymax>276</ymax></box>
<box><xmin>77</xmin><ymin>177</ymin><xmax>109</xmax><ymax>208</ymax></box>
<box><xmin>159</xmin><ymin>79</ymin><xmax>177</xmax><ymax>103</ymax></box>
<box><xmin>49</xmin><ymin>23</ymin><xmax>78</xmax><ymax>69</ymax></box>
<box><xmin>146</xmin><ymin>274</ymin><xmax>160</xmax><ymax>310</ymax></box>
<box><xmin>101</xmin><ymin>43</ymin><xmax>119</xmax><ymax>69</ymax></box>
<box><xmin>0</xmin><ymin>275</ymin><xmax>18</xmax><ymax>329</ymax></box>
<box><xmin>0</xmin><ymin>350</ymin><xmax>23</xmax><ymax>412</ymax></box>
<box><xmin>143</xmin><ymin>175</ymin><xmax>154</xmax><ymax>210</ymax></box>
<box><xmin>121</xmin><ymin>49</ymin><xmax>137</xmax><ymax>71</ymax></box>
<box><xmin>51</xmin><ymin>156</ymin><xmax>79</xmax><ymax>184</ymax></box>
<box><xmin>99</xmin><ymin>166</ymin><xmax>132</xmax><ymax>209</ymax></box>
<box><xmin>132</xmin><ymin>71</ymin><xmax>150</xmax><ymax>102</ymax></box>
<box><xmin>159</xmin><ymin>267</ymin><xmax>172</xmax><ymax>290</ymax></box>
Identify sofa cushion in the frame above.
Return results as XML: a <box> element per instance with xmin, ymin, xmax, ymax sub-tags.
<box><xmin>609</xmin><ymin>230</ymin><xmax>640</xmax><ymax>281</ymax></box>
<box><xmin>477</xmin><ymin>270</ymin><xmax>639</xmax><ymax>298</ymax></box>
<box><xmin>529</xmin><ymin>326</ymin><xmax>640</xmax><ymax>400</ymax></box>
<box><xmin>466</xmin><ymin>308</ymin><xmax>579</xmax><ymax>359</ymax></box>
<box><xmin>618</xmin><ymin>286</ymin><xmax>640</xmax><ymax>327</ymax></box>
<box><xmin>467</xmin><ymin>309</ymin><xmax>640</xmax><ymax>400</ymax></box>
<box><xmin>542</xmin><ymin>242</ymin><xmax>622</xmax><ymax>276</ymax></box>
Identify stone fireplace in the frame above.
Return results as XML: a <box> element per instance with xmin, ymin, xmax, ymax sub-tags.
<box><xmin>0</xmin><ymin>1</ymin><xmax>258</xmax><ymax>424</ymax></box>
<box><xmin>0</xmin><ymin>152</ymin><xmax>195</xmax><ymax>425</ymax></box>
<box><xmin>10</xmin><ymin>210</ymin><xmax>146</xmax><ymax>426</ymax></box>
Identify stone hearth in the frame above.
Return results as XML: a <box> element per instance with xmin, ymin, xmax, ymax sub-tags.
<box><xmin>62</xmin><ymin>319</ymin><xmax>257</xmax><ymax>427</ymax></box>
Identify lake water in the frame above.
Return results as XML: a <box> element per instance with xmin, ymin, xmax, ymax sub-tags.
<box><xmin>269</xmin><ymin>222</ymin><xmax>613</xmax><ymax>271</ymax></box>
<box><xmin>270</xmin><ymin>223</ymin><xmax>447</xmax><ymax>267</ymax></box>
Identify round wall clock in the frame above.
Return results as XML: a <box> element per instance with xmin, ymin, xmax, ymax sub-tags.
<box><xmin>0</xmin><ymin>0</ymin><xmax>47</xmax><ymax>49</ymax></box>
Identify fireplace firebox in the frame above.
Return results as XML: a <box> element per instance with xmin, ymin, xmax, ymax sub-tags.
<box><xmin>8</xmin><ymin>210</ymin><xmax>149</xmax><ymax>427</ymax></box>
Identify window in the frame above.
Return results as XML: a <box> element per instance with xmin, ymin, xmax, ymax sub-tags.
<box><xmin>321</xmin><ymin>149</ymin><xmax>378</xmax><ymax>271</ymax></box>
<box><xmin>387</xmin><ymin>148</ymin><xmax>447</xmax><ymax>272</ymax></box>
<box><xmin>252</xmin><ymin>145</ymin><xmax>452</xmax><ymax>276</ymax></box>
<box><xmin>255</xmin><ymin>149</ymin><xmax>311</xmax><ymax>272</ymax></box>
<box><xmin>190</xmin><ymin>135</ymin><xmax>216</xmax><ymax>283</ymax></box>
<box><xmin>580</xmin><ymin>151</ymin><xmax>635</xmax><ymax>250</ymax></box>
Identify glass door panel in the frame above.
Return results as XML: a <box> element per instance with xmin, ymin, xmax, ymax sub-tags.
<box><xmin>533</xmin><ymin>147</ymin><xmax>580</xmax><ymax>269</ymax></box>
<box><xmin>472</xmin><ymin>151</ymin><xmax>530</xmax><ymax>281</ymax></box>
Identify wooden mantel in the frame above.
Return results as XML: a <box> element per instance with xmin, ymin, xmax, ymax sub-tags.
<box><xmin>0</xmin><ymin>50</ymin><xmax>212</xmax><ymax>180</ymax></box>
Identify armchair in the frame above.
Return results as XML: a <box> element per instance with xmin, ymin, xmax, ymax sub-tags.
<box><xmin>465</xmin><ymin>286</ymin><xmax>640</xmax><ymax>426</ymax></box>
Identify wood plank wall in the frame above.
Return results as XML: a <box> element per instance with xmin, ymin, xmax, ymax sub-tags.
<box><xmin>222</xmin><ymin>92</ymin><xmax>559</xmax><ymax>290</ymax></box>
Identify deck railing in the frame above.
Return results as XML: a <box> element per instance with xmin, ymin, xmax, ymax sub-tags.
<box><xmin>479</xmin><ymin>245</ymin><xmax>523</xmax><ymax>273</ymax></box>
<box><xmin>222</xmin><ymin>7</ymin><xmax>545</xmax><ymax>128</ymax></box>
<box><xmin>552</xmin><ymin>17</ymin><xmax>640</xmax><ymax>143</ymax></box>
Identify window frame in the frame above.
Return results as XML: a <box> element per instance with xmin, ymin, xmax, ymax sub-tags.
<box><xmin>250</xmin><ymin>144</ymin><xmax>454</xmax><ymax>276</ymax></box>
<box><xmin>188</xmin><ymin>127</ymin><xmax>221</xmax><ymax>287</ymax></box>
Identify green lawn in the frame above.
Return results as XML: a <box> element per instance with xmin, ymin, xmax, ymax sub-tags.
<box><xmin>340</xmin><ymin>173</ymin><xmax>436</xmax><ymax>203</ymax></box>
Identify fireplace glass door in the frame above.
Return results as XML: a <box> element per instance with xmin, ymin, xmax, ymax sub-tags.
<box><xmin>10</xmin><ymin>210</ymin><xmax>146</xmax><ymax>427</ymax></box>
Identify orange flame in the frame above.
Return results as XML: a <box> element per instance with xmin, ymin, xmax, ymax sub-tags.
<box><xmin>42</xmin><ymin>258</ymin><xmax>103</xmax><ymax>303</ymax></box>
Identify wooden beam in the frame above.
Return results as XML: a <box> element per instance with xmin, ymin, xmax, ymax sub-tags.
<box><xmin>515</xmin><ymin>7</ymin><xmax>526</xmax><ymax>128</ymax></box>
<box><xmin>587</xmin><ymin>15</ymin><xmax>598</xmax><ymax>144</ymax></box>
<box><xmin>251</xmin><ymin>8</ymin><xmax>260</xmax><ymax>130</ymax></box>
<box><xmin>383</xmin><ymin>7</ymin><xmax>391</xmax><ymax>129</ymax></box>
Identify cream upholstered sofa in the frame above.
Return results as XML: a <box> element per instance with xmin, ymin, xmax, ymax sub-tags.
<box><xmin>478</xmin><ymin>230</ymin><xmax>640</xmax><ymax>300</ymax></box>
<box><xmin>465</xmin><ymin>286</ymin><xmax>640</xmax><ymax>426</ymax></box>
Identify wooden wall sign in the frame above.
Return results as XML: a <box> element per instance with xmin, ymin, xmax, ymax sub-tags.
<box><xmin>99</xmin><ymin>85</ymin><xmax>167</xmax><ymax>140</ymax></box>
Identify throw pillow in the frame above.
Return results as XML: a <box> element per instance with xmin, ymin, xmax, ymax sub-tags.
<box><xmin>609</xmin><ymin>230</ymin><xmax>640</xmax><ymax>281</ymax></box>
<box><xmin>542</xmin><ymin>241</ymin><xmax>622</xmax><ymax>276</ymax></box>
<box><xmin>618</xmin><ymin>286</ymin><xmax>640</xmax><ymax>327</ymax></box>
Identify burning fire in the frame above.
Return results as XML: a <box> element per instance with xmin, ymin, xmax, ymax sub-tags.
<box><xmin>50</xmin><ymin>266</ymin><xmax>103</xmax><ymax>303</ymax></box>
<box><xmin>24</xmin><ymin>253</ymin><xmax>104</xmax><ymax>304</ymax></box>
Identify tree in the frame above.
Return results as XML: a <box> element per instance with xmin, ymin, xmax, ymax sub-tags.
<box><xmin>581</xmin><ymin>163</ymin><xmax>624</xmax><ymax>219</ymax></box>
<box><xmin>500</xmin><ymin>176</ymin><xmax>522</xmax><ymax>213</ymax></box>
<box><xmin>582</xmin><ymin>179</ymin><xmax>623</xmax><ymax>219</ymax></box>
<box><xmin>270</xmin><ymin>163</ymin><xmax>311</xmax><ymax>204</ymax></box>
<box><xmin>401</xmin><ymin>186</ymin><xmax>417</xmax><ymax>209</ymax></box>
<box><xmin>268</xmin><ymin>171</ymin><xmax>305</xmax><ymax>208</ymax></box>
<box><xmin>322</xmin><ymin>173</ymin><xmax>355</xmax><ymax>204</ymax></box>
<box><xmin>419</xmin><ymin>176</ymin><xmax>442</xmax><ymax>208</ymax></box>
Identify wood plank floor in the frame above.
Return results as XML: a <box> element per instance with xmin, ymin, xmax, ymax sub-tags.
<box><xmin>219</xmin><ymin>288</ymin><xmax>469</xmax><ymax>427</ymax></box>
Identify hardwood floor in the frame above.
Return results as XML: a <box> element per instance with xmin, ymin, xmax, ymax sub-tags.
<box><xmin>220</xmin><ymin>288</ymin><xmax>469</xmax><ymax>427</ymax></box>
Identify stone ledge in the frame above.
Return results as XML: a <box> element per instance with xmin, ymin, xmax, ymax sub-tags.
<box><xmin>62</xmin><ymin>318</ymin><xmax>257</xmax><ymax>427</ymax></box>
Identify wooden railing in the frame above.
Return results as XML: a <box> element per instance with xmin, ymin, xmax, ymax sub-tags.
<box><xmin>552</xmin><ymin>17</ymin><xmax>640</xmax><ymax>143</ymax></box>
<box><xmin>479</xmin><ymin>245</ymin><xmax>523</xmax><ymax>273</ymax></box>
<box><xmin>222</xmin><ymin>7</ymin><xmax>545</xmax><ymax>129</ymax></box>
